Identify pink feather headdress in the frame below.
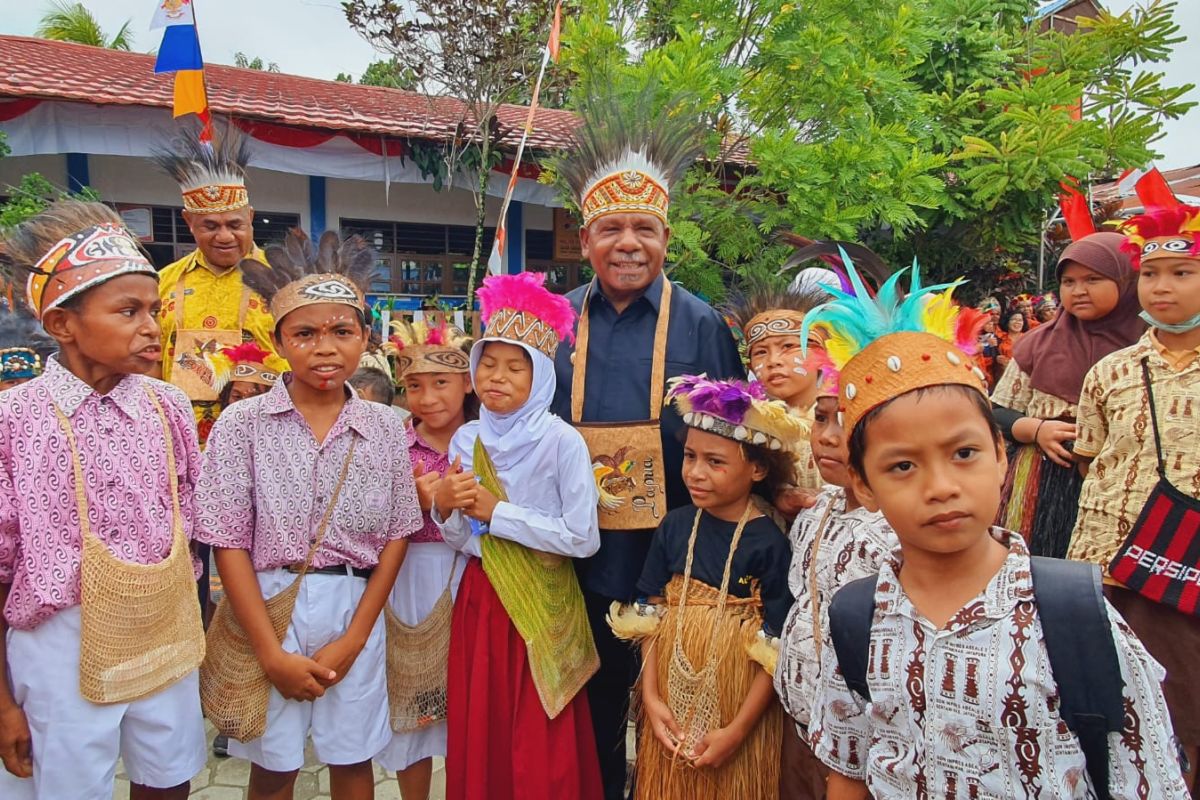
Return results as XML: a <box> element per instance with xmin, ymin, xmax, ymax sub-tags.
<box><xmin>477</xmin><ymin>271</ymin><xmax>577</xmax><ymax>358</ymax></box>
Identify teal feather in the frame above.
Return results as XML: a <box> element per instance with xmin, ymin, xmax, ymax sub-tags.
<box><xmin>801</xmin><ymin>252</ymin><xmax>967</xmax><ymax>368</ymax></box>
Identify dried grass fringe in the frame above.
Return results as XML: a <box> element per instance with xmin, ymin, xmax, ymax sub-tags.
<box><xmin>634</xmin><ymin>575</ymin><xmax>782</xmax><ymax>800</ymax></box>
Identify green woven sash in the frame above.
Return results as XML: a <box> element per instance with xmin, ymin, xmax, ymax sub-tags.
<box><xmin>474</xmin><ymin>437</ymin><xmax>600</xmax><ymax>719</ymax></box>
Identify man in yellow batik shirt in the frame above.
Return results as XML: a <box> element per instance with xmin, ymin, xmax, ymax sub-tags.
<box><xmin>153</xmin><ymin>127</ymin><xmax>282</xmax><ymax>445</ymax></box>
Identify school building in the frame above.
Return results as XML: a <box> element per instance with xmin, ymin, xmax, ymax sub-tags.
<box><xmin>0</xmin><ymin>34</ymin><xmax>592</xmax><ymax>309</ymax></box>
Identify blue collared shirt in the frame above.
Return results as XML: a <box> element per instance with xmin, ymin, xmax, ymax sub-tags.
<box><xmin>552</xmin><ymin>273</ymin><xmax>744</xmax><ymax>599</ymax></box>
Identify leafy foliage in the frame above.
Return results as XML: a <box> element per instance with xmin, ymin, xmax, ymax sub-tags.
<box><xmin>0</xmin><ymin>172</ymin><xmax>100</xmax><ymax>231</ymax></box>
<box><xmin>36</xmin><ymin>1</ymin><xmax>133</xmax><ymax>50</ymax></box>
<box><xmin>233</xmin><ymin>52</ymin><xmax>280</xmax><ymax>72</ymax></box>
<box><xmin>335</xmin><ymin>58</ymin><xmax>417</xmax><ymax>89</ymax></box>
<box><xmin>343</xmin><ymin>0</ymin><xmax>560</xmax><ymax>307</ymax></box>
<box><xmin>556</xmin><ymin>0</ymin><xmax>1195</xmax><ymax>296</ymax></box>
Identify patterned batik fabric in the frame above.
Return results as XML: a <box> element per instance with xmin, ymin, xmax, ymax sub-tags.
<box><xmin>809</xmin><ymin>528</ymin><xmax>1189</xmax><ymax>799</ymax></box>
<box><xmin>406</xmin><ymin>423</ymin><xmax>449</xmax><ymax>544</ymax></box>
<box><xmin>193</xmin><ymin>378</ymin><xmax>423</xmax><ymax>571</ymax></box>
<box><xmin>1069</xmin><ymin>332</ymin><xmax>1200</xmax><ymax>568</ymax></box>
<box><xmin>0</xmin><ymin>359</ymin><xmax>202</xmax><ymax>630</ymax></box>
<box><xmin>990</xmin><ymin>360</ymin><xmax>1077</xmax><ymax>420</ymax></box>
<box><xmin>774</xmin><ymin>487</ymin><xmax>895</xmax><ymax>728</ymax></box>
<box><xmin>158</xmin><ymin>247</ymin><xmax>281</xmax><ymax>432</ymax></box>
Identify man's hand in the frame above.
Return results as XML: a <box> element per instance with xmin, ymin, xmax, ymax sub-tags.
<box><xmin>435</xmin><ymin>456</ymin><xmax>478</xmax><ymax>519</ymax></box>
<box><xmin>311</xmin><ymin>635</ymin><xmax>366</xmax><ymax>689</ymax></box>
<box><xmin>263</xmin><ymin>650</ymin><xmax>335</xmax><ymax>702</ymax></box>
<box><xmin>774</xmin><ymin>487</ymin><xmax>818</xmax><ymax>518</ymax></box>
<box><xmin>0</xmin><ymin>703</ymin><xmax>32</xmax><ymax>778</ymax></box>
<box><xmin>413</xmin><ymin>461</ymin><xmax>441</xmax><ymax>514</ymax></box>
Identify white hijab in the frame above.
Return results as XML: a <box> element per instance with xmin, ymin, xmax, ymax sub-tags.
<box><xmin>469</xmin><ymin>337</ymin><xmax>557</xmax><ymax>473</ymax></box>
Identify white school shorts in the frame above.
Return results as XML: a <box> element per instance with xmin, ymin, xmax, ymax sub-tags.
<box><xmin>228</xmin><ymin>568</ymin><xmax>391</xmax><ymax>773</ymax></box>
<box><xmin>0</xmin><ymin>605</ymin><xmax>206</xmax><ymax>800</ymax></box>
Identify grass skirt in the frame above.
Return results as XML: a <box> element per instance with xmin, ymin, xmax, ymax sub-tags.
<box><xmin>634</xmin><ymin>575</ymin><xmax>782</xmax><ymax>800</ymax></box>
<box><xmin>997</xmin><ymin>442</ymin><xmax>1084</xmax><ymax>559</ymax></box>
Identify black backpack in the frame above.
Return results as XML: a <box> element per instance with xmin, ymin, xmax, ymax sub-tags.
<box><xmin>828</xmin><ymin>556</ymin><xmax>1124</xmax><ymax>799</ymax></box>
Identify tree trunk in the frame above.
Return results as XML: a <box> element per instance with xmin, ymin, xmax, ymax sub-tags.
<box><xmin>464</xmin><ymin>137</ymin><xmax>491</xmax><ymax>331</ymax></box>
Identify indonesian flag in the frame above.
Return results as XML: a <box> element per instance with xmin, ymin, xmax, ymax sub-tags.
<box><xmin>1116</xmin><ymin>166</ymin><xmax>1180</xmax><ymax>211</ymax></box>
<box><xmin>549</xmin><ymin>0</ymin><xmax>563</xmax><ymax>62</ymax></box>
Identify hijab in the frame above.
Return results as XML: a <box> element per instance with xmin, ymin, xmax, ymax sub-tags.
<box><xmin>468</xmin><ymin>337</ymin><xmax>557</xmax><ymax>472</ymax></box>
<box><xmin>1012</xmin><ymin>232</ymin><xmax>1145</xmax><ymax>405</ymax></box>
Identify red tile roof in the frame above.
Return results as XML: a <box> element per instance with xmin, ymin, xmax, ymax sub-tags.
<box><xmin>0</xmin><ymin>34</ymin><xmax>581</xmax><ymax>150</ymax></box>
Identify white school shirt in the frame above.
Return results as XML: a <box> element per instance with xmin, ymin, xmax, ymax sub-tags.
<box><xmin>433</xmin><ymin>417</ymin><xmax>600</xmax><ymax>559</ymax></box>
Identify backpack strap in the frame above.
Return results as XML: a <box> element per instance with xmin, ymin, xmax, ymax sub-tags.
<box><xmin>1030</xmin><ymin>556</ymin><xmax>1125</xmax><ymax>800</ymax></box>
<box><xmin>827</xmin><ymin>574</ymin><xmax>879</xmax><ymax>702</ymax></box>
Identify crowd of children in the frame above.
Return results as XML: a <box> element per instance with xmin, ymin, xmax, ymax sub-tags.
<box><xmin>1</xmin><ymin>178</ymin><xmax>1199</xmax><ymax>800</ymax></box>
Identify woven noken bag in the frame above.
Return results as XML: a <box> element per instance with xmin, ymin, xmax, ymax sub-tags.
<box><xmin>664</xmin><ymin>504</ymin><xmax>752</xmax><ymax>758</ymax></box>
<box><xmin>58</xmin><ymin>388</ymin><xmax>206</xmax><ymax>705</ymax></box>
<box><xmin>384</xmin><ymin>555</ymin><xmax>458</xmax><ymax>733</ymax></box>
<box><xmin>199</xmin><ymin>440</ymin><xmax>356</xmax><ymax>742</ymax></box>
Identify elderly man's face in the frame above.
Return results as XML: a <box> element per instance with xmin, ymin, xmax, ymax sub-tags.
<box><xmin>579</xmin><ymin>212</ymin><xmax>670</xmax><ymax>298</ymax></box>
<box><xmin>183</xmin><ymin>206</ymin><xmax>255</xmax><ymax>270</ymax></box>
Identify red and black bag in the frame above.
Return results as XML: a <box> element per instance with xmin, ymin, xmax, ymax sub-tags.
<box><xmin>1108</xmin><ymin>358</ymin><xmax>1200</xmax><ymax>616</ymax></box>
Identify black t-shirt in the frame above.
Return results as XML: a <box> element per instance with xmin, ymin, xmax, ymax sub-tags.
<box><xmin>636</xmin><ymin>504</ymin><xmax>793</xmax><ymax>634</ymax></box>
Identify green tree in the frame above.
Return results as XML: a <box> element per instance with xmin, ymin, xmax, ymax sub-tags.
<box><xmin>0</xmin><ymin>173</ymin><xmax>100</xmax><ymax>232</ymax></box>
<box><xmin>335</xmin><ymin>59</ymin><xmax>418</xmax><ymax>89</ymax></box>
<box><xmin>36</xmin><ymin>0</ymin><xmax>133</xmax><ymax>50</ymax></box>
<box><xmin>557</xmin><ymin>0</ymin><xmax>1194</xmax><ymax>297</ymax></box>
<box><xmin>343</xmin><ymin>0</ymin><xmax>560</xmax><ymax>314</ymax></box>
<box><xmin>233</xmin><ymin>52</ymin><xmax>280</xmax><ymax>72</ymax></box>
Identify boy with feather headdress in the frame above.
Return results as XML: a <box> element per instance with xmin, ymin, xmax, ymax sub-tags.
<box><xmin>152</xmin><ymin>122</ymin><xmax>283</xmax><ymax>445</ymax></box>
<box><xmin>192</xmin><ymin>229</ymin><xmax>422</xmax><ymax>799</ymax></box>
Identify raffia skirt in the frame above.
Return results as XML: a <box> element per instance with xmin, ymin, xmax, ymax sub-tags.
<box><xmin>997</xmin><ymin>442</ymin><xmax>1084</xmax><ymax>559</ymax></box>
<box><xmin>445</xmin><ymin>558</ymin><xmax>603</xmax><ymax>800</ymax></box>
<box><xmin>634</xmin><ymin>575</ymin><xmax>782</xmax><ymax>800</ymax></box>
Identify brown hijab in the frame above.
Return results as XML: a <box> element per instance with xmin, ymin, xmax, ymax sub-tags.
<box><xmin>1011</xmin><ymin>232</ymin><xmax>1144</xmax><ymax>406</ymax></box>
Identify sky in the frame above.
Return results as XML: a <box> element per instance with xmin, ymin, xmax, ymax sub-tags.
<box><xmin>0</xmin><ymin>0</ymin><xmax>1196</xmax><ymax>168</ymax></box>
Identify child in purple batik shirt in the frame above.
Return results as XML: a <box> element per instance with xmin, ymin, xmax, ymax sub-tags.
<box><xmin>375</xmin><ymin>320</ymin><xmax>476</xmax><ymax>800</ymax></box>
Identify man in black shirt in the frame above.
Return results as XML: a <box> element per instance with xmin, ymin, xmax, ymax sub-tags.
<box><xmin>551</xmin><ymin>99</ymin><xmax>744</xmax><ymax>799</ymax></box>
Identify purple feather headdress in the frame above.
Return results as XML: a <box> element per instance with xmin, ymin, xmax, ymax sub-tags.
<box><xmin>666</xmin><ymin>373</ymin><xmax>806</xmax><ymax>451</ymax></box>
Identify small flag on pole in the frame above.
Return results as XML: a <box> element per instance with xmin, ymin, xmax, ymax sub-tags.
<box><xmin>152</xmin><ymin>0</ymin><xmax>211</xmax><ymax>140</ymax></box>
<box><xmin>486</xmin><ymin>0</ymin><xmax>564</xmax><ymax>276</ymax></box>
<box><xmin>1058</xmin><ymin>177</ymin><xmax>1096</xmax><ymax>241</ymax></box>
<box><xmin>1116</xmin><ymin>166</ymin><xmax>1180</xmax><ymax>212</ymax></box>
<box><xmin>548</xmin><ymin>1</ymin><xmax>563</xmax><ymax>62</ymax></box>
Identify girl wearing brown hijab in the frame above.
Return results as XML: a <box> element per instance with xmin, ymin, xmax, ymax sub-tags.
<box><xmin>991</xmin><ymin>231</ymin><xmax>1144</xmax><ymax>557</ymax></box>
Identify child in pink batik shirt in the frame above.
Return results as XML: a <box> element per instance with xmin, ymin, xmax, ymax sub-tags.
<box><xmin>375</xmin><ymin>320</ymin><xmax>476</xmax><ymax>800</ymax></box>
<box><xmin>194</xmin><ymin>230</ymin><xmax>422</xmax><ymax>800</ymax></box>
<box><xmin>0</xmin><ymin>201</ymin><xmax>207</xmax><ymax>800</ymax></box>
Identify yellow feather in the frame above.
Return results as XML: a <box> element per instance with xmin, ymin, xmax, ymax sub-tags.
<box><xmin>921</xmin><ymin>287</ymin><xmax>959</xmax><ymax>341</ymax></box>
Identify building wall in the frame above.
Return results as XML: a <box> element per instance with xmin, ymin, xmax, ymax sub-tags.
<box><xmin>0</xmin><ymin>154</ymin><xmax>559</xmax><ymax>235</ymax></box>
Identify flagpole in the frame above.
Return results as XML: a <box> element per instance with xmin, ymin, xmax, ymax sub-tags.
<box><xmin>186</xmin><ymin>0</ymin><xmax>214</xmax><ymax>140</ymax></box>
<box><xmin>487</xmin><ymin>1</ymin><xmax>561</xmax><ymax>275</ymax></box>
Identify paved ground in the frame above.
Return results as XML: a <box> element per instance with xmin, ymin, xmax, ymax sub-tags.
<box><xmin>111</xmin><ymin>724</ymin><xmax>447</xmax><ymax>800</ymax></box>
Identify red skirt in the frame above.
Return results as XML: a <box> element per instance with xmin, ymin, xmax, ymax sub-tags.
<box><xmin>447</xmin><ymin>558</ymin><xmax>604</xmax><ymax>800</ymax></box>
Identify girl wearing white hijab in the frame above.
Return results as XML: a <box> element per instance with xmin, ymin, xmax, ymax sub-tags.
<box><xmin>432</xmin><ymin>272</ymin><xmax>603</xmax><ymax>800</ymax></box>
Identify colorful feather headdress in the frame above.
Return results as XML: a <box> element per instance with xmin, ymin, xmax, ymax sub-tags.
<box><xmin>240</xmin><ymin>228</ymin><xmax>375</xmax><ymax>322</ymax></box>
<box><xmin>152</xmin><ymin>121</ymin><xmax>251</xmax><ymax>214</ymax></box>
<box><xmin>554</xmin><ymin>89</ymin><xmax>706</xmax><ymax>227</ymax></box>
<box><xmin>1119</xmin><ymin>204</ymin><xmax>1200</xmax><ymax>269</ymax></box>
<box><xmin>723</xmin><ymin>274</ymin><xmax>829</xmax><ymax>350</ymax></box>
<box><xmin>206</xmin><ymin>342</ymin><xmax>285</xmax><ymax>392</ymax></box>
<box><xmin>666</xmin><ymin>374</ymin><xmax>809</xmax><ymax>452</ymax></box>
<box><xmin>802</xmin><ymin>250</ymin><xmax>988</xmax><ymax>435</ymax></box>
<box><xmin>477</xmin><ymin>271</ymin><xmax>576</xmax><ymax>358</ymax></box>
<box><xmin>0</xmin><ymin>299</ymin><xmax>52</xmax><ymax>384</ymax></box>
<box><xmin>387</xmin><ymin>318</ymin><xmax>472</xmax><ymax>377</ymax></box>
